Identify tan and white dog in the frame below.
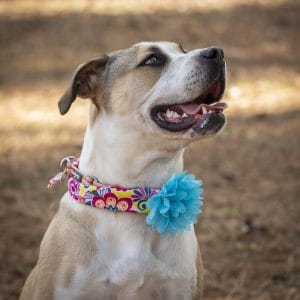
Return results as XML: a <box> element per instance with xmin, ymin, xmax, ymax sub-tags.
<box><xmin>20</xmin><ymin>41</ymin><xmax>226</xmax><ymax>300</ymax></box>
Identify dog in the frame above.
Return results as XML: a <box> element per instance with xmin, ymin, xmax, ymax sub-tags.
<box><xmin>20</xmin><ymin>41</ymin><xmax>226</xmax><ymax>300</ymax></box>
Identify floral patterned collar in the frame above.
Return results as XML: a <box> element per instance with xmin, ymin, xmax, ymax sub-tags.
<box><xmin>49</xmin><ymin>156</ymin><xmax>203</xmax><ymax>236</ymax></box>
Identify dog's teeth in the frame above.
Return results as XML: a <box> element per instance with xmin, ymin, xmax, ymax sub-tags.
<box><xmin>166</xmin><ymin>109</ymin><xmax>187</xmax><ymax>119</ymax></box>
<box><xmin>202</xmin><ymin>106</ymin><xmax>208</xmax><ymax>114</ymax></box>
<box><xmin>166</xmin><ymin>109</ymin><xmax>172</xmax><ymax>118</ymax></box>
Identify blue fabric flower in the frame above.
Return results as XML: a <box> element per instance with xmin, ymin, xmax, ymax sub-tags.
<box><xmin>146</xmin><ymin>172</ymin><xmax>203</xmax><ymax>236</ymax></box>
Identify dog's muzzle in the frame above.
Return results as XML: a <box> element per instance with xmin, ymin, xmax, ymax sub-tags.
<box><xmin>150</xmin><ymin>52</ymin><xmax>227</xmax><ymax>136</ymax></box>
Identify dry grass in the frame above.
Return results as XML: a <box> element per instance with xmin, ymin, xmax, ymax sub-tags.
<box><xmin>0</xmin><ymin>0</ymin><xmax>299</xmax><ymax>299</ymax></box>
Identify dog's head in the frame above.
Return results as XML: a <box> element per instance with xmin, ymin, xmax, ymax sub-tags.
<box><xmin>59</xmin><ymin>42</ymin><xmax>226</xmax><ymax>142</ymax></box>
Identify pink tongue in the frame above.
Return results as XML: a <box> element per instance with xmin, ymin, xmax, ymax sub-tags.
<box><xmin>180</xmin><ymin>102</ymin><xmax>228</xmax><ymax>115</ymax></box>
<box><xmin>180</xmin><ymin>104</ymin><xmax>202</xmax><ymax>115</ymax></box>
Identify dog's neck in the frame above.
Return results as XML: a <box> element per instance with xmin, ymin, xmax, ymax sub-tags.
<box><xmin>79</xmin><ymin>109</ymin><xmax>185</xmax><ymax>188</ymax></box>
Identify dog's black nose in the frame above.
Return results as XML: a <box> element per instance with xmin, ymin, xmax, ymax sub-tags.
<box><xmin>199</xmin><ymin>47</ymin><xmax>224</xmax><ymax>60</ymax></box>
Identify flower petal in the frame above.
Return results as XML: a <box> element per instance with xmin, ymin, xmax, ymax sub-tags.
<box><xmin>146</xmin><ymin>172</ymin><xmax>203</xmax><ymax>236</ymax></box>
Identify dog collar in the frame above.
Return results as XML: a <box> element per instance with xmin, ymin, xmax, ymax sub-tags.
<box><xmin>49</xmin><ymin>156</ymin><xmax>203</xmax><ymax>236</ymax></box>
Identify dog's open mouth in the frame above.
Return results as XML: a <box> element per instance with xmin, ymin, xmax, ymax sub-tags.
<box><xmin>151</xmin><ymin>80</ymin><xmax>228</xmax><ymax>132</ymax></box>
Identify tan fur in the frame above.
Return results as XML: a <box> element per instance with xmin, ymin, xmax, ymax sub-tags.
<box><xmin>21</xmin><ymin>42</ymin><xmax>226</xmax><ymax>300</ymax></box>
<box><xmin>21</xmin><ymin>201</ymin><xmax>99</xmax><ymax>299</ymax></box>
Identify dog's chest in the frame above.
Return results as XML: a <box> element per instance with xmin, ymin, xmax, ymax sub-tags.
<box><xmin>55</xmin><ymin>209</ymin><xmax>198</xmax><ymax>300</ymax></box>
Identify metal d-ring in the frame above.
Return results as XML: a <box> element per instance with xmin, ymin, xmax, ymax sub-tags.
<box><xmin>59</xmin><ymin>156</ymin><xmax>76</xmax><ymax>171</ymax></box>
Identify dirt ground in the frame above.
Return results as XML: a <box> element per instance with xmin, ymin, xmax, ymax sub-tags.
<box><xmin>0</xmin><ymin>0</ymin><xmax>299</xmax><ymax>299</ymax></box>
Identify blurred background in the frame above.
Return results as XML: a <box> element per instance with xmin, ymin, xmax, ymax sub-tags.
<box><xmin>0</xmin><ymin>0</ymin><xmax>299</xmax><ymax>299</ymax></box>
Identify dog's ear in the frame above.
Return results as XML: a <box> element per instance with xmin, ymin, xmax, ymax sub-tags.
<box><xmin>58</xmin><ymin>55</ymin><xmax>109</xmax><ymax>115</ymax></box>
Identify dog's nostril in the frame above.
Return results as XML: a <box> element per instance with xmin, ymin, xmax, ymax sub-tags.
<box><xmin>200</xmin><ymin>47</ymin><xmax>224</xmax><ymax>60</ymax></box>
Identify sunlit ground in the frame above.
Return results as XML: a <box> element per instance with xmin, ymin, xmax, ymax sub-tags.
<box><xmin>0</xmin><ymin>0</ymin><xmax>289</xmax><ymax>15</ymax></box>
<box><xmin>0</xmin><ymin>0</ymin><xmax>299</xmax><ymax>299</ymax></box>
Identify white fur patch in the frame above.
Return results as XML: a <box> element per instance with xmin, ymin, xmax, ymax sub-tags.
<box><xmin>55</xmin><ymin>196</ymin><xmax>198</xmax><ymax>299</ymax></box>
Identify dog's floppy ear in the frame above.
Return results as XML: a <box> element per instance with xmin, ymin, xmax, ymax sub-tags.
<box><xmin>58</xmin><ymin>55</ymin><xmax>109</xmax><ymax>115</ymax></box>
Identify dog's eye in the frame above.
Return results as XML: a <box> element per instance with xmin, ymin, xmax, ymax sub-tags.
<box><xmin>145</xmin><ymin>55</ymin><xmax>159</xmax><ymax>65</ymax></box>
<box><xmin>139</xmin><ymin>54</ymin><xmax>166</xmax><ymax>67</ymax></box>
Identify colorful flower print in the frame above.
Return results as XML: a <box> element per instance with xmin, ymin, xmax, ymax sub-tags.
<box><xmin>132</xmin><ymin>187</ymin><xmax>157</xmax><ymax>212</ymax></box>
<box><xmin>104</xmin><ymin>192</ymin><xmax>118</xmax><ymax>207</ymax></box>
<box><xmin>92</xmin><ymin>196</ymin><xmax>105</xmax><ymax>209</ymax></box>
<box><xmin>116</xmin><ymin>198</ymin><xmax>132</xmax><ymax>212</ymax></box>
<box><xmin>132</xmin><ymin>187</ymin><xmax>157</xmax><ymax>202</ymax></box>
